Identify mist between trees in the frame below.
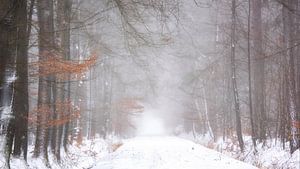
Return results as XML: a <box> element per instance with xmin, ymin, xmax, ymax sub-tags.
<box><xmin>0</xmin><ymin>0</ymin><xmax>299</xmax><ymax>168</ymax></box>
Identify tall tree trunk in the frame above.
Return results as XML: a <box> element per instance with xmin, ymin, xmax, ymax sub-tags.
<box><xmin>247</xmin><ymin>0</ymin><xmax>257</xmax><ymax>149</ymax></box>
<box><xmin>34</xmin><ymin>0</ymin><xmax>55</xmax><ymax>163</ymax></box>
<box><xmin>1</xmin><ymin>0</ymin><xmax>29</xmax><ymax>166</ymax></box>
<box><xmin>282</xmin><ymin>0</ymin><xmax>300</xmax><ymax>154</ymax></box>
<box><xmin>56</xmin><ymin>0</ymin><xmax>72</xmax><ymax>158</ymax></box>
<box><xmin>58</xmin><ymin>0</ymin><xmax>72</xmax><ymax>152</ymax></box>
<box><xmin>231</xmin><ymin>0</ymin><xmax>244</xmax><ymax>152</ymax></box>
<box><xmin>11</xmin><ymin>0</ymin><xmax>29</xmax><ymax>159</ymax></box>
<box><xmin>0</xmin><ymin>0</ymin><xmax>12</xmax><ymax>126</ymax></box>
<box><xmin>252</xmin><ymin>0</ymin><xmax>266</xmax><ymax>142</ymax></box>
<box><xmin>294</xmin><ymin>0</ymin><xmax>300</xmax><ymax>153</ymax></box>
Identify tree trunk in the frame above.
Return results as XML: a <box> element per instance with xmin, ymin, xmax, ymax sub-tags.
<box><xmin>231</xmin><ymin>0</ymin><xmax>244</xmax><ymax>152</ymax></box>
<box><xmin>1</xmin><ymin>0</ymin><xmax>29</xmax><ymax>165</ymax></box>
<box><xmin>282</xmin><ymin>0</ymin><xmax>300</xmax><ymax>153</ymax></box>
<box><xmin>0</xmin><ymin>0</ymin><xmax>12</xmax><ymax>126</ymax></box>
<box><xmin>252</xmin><ymin>0</ymin><xmax>266</xmax><ymax>142</ymax></box>
<box><xmin>56</xmin><ymin>0</ymin><xmax>72</xmax><ymax>157</ymax></box>
<box><xmin>34</xmin><ymin>0</ymin><xmax>55</xmax><ymax>162</ymax></box>
<box><xmin>11</xmin><ymin>0</ymin><xmax>29</xmax><ymax>159</ymax></box>
<box><xmin>247</xmin><ymin>0</ymin><xmax>257</xmax><ymax>149</ymax></box>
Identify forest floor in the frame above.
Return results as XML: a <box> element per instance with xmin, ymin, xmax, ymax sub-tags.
<box><xmin>92</xmin><ymin>136</ymin><xmax>257</xmax><ymax>169</ymax></box>
<box><xmin>0</xmin><ymin>134</ymin><xmax>299</xmax><ymax>169</ymax></box>
<box><xmin>182</xmin><ymin>133</ymin><xmax>300</xmax><ymax>169</ymax></box>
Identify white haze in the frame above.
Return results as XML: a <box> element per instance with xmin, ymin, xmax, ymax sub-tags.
<box><xmin>136</xmin><ymin>109</ymin><xmax>166</xmax><ymax>136</ymax></box>
<box><xmin>129</xmin><ymin>1</ymin><xmax>215</xmax><ymax>137</ymax></box>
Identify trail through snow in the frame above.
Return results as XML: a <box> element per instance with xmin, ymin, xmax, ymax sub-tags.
<box><xmin>93</xmin><ymin>136</ymin><xmax>258</xmax><ymax>169</ymax></box>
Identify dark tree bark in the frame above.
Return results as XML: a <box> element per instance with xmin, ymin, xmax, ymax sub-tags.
<box><xmin>231</xmin><ymin>0</ymin><xmax>244</xmax><ymax>152</ymax></box>
<box><xmin>34</xmin><ymin>0</ymin><xmax>55</xmax><ymax>163</ymax></box>
<box><xmin>297</xmin><ymin>1</ymin><xmax>300</xmax><ymax>121</ymax></box>
<box><xmin>11</xmin><ymin>0</ymin><xmax>29</xmax><ymax>159</ymax></box>
<box><xmin>247</xmin><ymin>0</ymin><xmax>257</xmax><ymax>149</ymax></box>
<box><xmin>0</xmin><ymin>0</ymin><xmax>30</xmax><ymax>166</ymax></box>
<box><xmin>0</xmin><ymin>0</ymin><xmax>11</xmax><ymax>118</ymax></box>
<box><xmin>57</xmin><ymin>0</ymin><xmax>72</xmax><ymax>152</ymax></box>
<box><xmin>252</xmin><ymin>0</ymin><xmax>266</xmax><ymax>142</ymax></box>
<box><xmin>55</xmin><ymin>0</ymin><xmax>72</xmax><ymax>159</ymax></box>
<box><xmin>282</xmin><ymin>0</ymin><xmax>300</xmax><ymax>154</ymax></box>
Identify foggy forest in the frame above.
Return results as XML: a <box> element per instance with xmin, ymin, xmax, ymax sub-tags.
<box><xmin>0</xmin><ymin>0</ymin><xmax>299</xmax><ymax>169</ymax></box>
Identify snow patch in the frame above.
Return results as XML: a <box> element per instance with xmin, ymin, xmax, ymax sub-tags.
<box><xmin>93</xmin><ymin>136</ymin><xmax>258</xmax><ymax>169</ymax></box>
<box><xmin>6</xmin><ymin>74</ymin><xmax>17</xmax><ymax>83</ymax></box>
<box><xmin>0</xmin><ymin>137</ymin><xmax>109</xmax><ymax>169</ymax></box>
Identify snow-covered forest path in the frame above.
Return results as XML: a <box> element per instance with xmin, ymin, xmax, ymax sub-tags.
<box><xmin>92</xmin><ymin>136</ymin><xmax>258</xmax><ymax>169</ymax></box>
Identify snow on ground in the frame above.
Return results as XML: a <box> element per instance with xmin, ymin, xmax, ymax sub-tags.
<box><xmin>93</xmin><ymin>136</ymin><xmax>258</xmax><ymax>169</ymax></box>
<box><xmin>179</xmin><ymin>132</ymin><xmax>300</xmax><ymax>169</ymax></box>
<box><xmin>213</xmin><ymin>136</ymin><xmax>300</xmax><ymax>169</ymax></box>
<box><xmin>0</xmin><ymin>136</ymin><xmax>109</xmax><ymax>169</ymax></box>
<box><xmin>0</xmin><ymin>134</ymin><xmax>298</xmax><ymax>169</ymax></box>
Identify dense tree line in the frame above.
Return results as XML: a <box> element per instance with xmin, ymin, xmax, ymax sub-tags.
<box><xmin>194</xmin><ymin>0</ymin><xmax>300</xmax><ymax>153</ymax></box>
<box><xmin>0</xmin><ymin>0</ymin><xmax>299</xmax><ymax>168</ymax></box>
<box><xmin>0</xmin><ymin>0</ymin><xmax>176</xmax><ymax>168</ymax></box>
